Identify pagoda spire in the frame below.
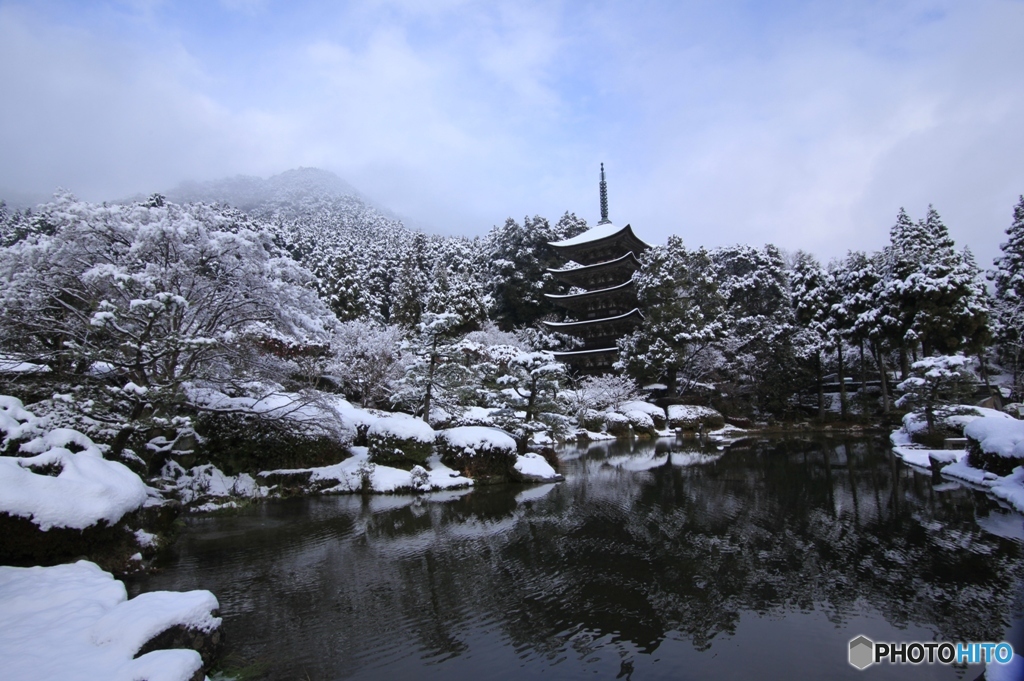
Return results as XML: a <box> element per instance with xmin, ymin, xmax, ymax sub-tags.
<box><xmin>598</xmin><ymin>163</ymin><xmax>610</xmax><ymax>225</ymax></box>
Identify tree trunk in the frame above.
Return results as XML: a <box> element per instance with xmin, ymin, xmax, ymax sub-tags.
<box><xmin>874</xmin><ymin>343</ymin><xmax>890</xmax><ymax>414</ymax></box>
<box><xmin>816</xmin><ymin>351</ymin><xmax>824</xmax><ymax>420</ymax></box>
<box><xmin>837</xmin><ymin>339</ymin><xmax>848</xmax><ymax>420</ymax></box>
<box><xmin>422</xmin><ymin>337</ymin><xmax>438</xmax><ymax>423</ymax></box>
<box><xmin>899</xmin><ymin>344</ymin><xmax>909</xmax><ymax>380</ymax></box>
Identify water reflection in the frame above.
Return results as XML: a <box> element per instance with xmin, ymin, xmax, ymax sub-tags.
<box><xmin>129</xmin><ymin>436</ymin><xmax>1024</xmax><ymax>680</ymax></box>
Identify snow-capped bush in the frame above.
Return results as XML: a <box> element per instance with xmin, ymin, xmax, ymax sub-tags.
<box><xmin>965</xmin><ymin>415</ymin><xmax>1024</xmax><ymax>476</ymax></box>
<box><xmin>667</xmin><ymin>404</ymin><xmax>725</xmax><ymax>430</ymax></box>
<box><xmin>0</xmin><ymin>396</ymin><xmax>147</xmax><ymax>530</ymax></box>
<box><xmin>437</xmin><ymin>426</ymin><xmax>517</xmax><ymax>479</ymax></box>
<box><xmin>367</xmin><ymin>414</ymin><xmax>435</xmax><ymax>466</ymax></box>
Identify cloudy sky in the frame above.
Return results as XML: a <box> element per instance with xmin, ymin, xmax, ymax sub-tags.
<box><xmin>1</xmin><ymin>0</ymin><xmax>1022</xmax><ymax>267</ymax></box>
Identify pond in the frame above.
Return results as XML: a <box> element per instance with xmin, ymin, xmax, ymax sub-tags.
<box><xmin>127</xmin><ymin>435</ymin><xmax>1024</xmax><ymax>680</ymax></box>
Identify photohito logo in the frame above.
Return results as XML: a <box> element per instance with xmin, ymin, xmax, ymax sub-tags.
<box><xmin>848</xmin><ymin>636</ymin><xmax>1015</xmax><ymax>670</ymax></box>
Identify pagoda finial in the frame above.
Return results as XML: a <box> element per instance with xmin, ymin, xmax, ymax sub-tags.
<box><xmin>598</xmin><ymin>163</ymin><xmax>610</xmax><ymax>224</ymax></box>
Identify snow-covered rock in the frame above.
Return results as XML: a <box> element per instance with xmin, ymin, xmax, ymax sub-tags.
<box><xmin>513</xmin><ymin>452</ymin><xmax>563</xmax><ymax>482</ymax></box>
<box><xmin>620</xmin><ymin>400</ymin><xmax>667</xmax><ymax>429</ymax></box>
<box><xmin>0</xmin><ymin>560</ymin><xmax>221</xmax><ymax>681</ymax></box>
<box><xmin>667</xmin><ymin>404</ymin><xmax>725</xmax><ymax>430</ymax></box>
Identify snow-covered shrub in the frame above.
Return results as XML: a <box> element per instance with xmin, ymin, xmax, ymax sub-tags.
<box><xmin>367</xmin><ymin>414</ymin><xmax>435</xmax><ymax>467</ymax></box>
<box><xmin>667</xmin><ymin>404</ymin><xmax>725</xmax><ymax>430</ymax></box>
<box><xmin>965</xmin><ymin>416</ymin><xmax>1024</xmax><ymax>476</ymax></box>
<box><xmin>437</xmin><ymin>426</ymin><xmax>517</xmax><ymax>480</ymax></box>
<box><xmin>0</xmin><ymin>396</ymin><xmax>147</xmax><ymax>531</ymax></box>
<box><xmin>560</xmin><ymin>374</ymin><xmax>640</xmax><ymax>427</ymax></box>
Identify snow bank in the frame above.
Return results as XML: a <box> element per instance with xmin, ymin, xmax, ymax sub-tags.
<box><xmin>0</xmin><ymin>397</ymin><xmax>148</xmax><ymax>530</ymax></box>
<box><xmin>0</xmin><ymin>560</ymin><xmax>219</xmax><ymax>681</ymax></box>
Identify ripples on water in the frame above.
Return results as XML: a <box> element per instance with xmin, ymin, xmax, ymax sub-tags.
<box><xmin>128</xmin><ymin>436</ymin><xmax>1024</xmax><ymax>680</ymax></box>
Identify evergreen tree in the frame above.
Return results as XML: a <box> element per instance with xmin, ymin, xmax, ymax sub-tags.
<box><xmin>617</xmin><ymin>236</ymin><xmax>727</xmax><ymax>393</ymax></box>
<box><xmin>991</xmin><ymin>195</ymin><xmax>1024</xmax><ymax>398</ymax></box>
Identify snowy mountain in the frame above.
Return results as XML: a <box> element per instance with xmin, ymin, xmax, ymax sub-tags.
<box><xmin>164</xmin><ymin>167</ymin><xmax>402</xmax><ymax>225</ymax></box>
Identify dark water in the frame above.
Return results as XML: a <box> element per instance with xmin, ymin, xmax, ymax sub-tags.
<box><xmin>127</xmin><ymin>436</ymin><xmax>1024</xmax><ymax>681</ymax></box>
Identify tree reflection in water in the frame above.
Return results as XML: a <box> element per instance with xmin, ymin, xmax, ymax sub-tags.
<box><xmin>129</xmin><ymin>436</ymin><xmax>1024</xmax><ymax>680</ymax></box>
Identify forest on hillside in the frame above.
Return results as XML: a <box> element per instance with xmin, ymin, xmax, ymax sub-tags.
<box><xmin>1</xmin><ymin>169</ymin><xmax>1022</xmax><ymax>462</ymax></box>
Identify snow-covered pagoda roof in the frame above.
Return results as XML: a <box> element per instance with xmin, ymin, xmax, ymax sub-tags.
<box><xmin>548</xmin><ymin>223</ymin><xmax>650</xmax><ymax>267</ymax></box>
<box><xmin>542</xmin><ymin>308</ymin><xmax>643</xmax><ymax>330</ymax></box>
<box><xmin>549</xmin><ymin>222</ymin><xmax>649</xmax><ymax>249</ymax></box>
<box><xmin>547</xmin><ymin>251</ymin><xmax>641</xmax><ymax>276</ymax></box>
<box><xmin>545</xmin><ymin>279</ymin><xmax>635</xmax><ymax>302</ymax></box>
<box><xmin>551</xmin><ymin>347</ymin><xmax>618</xmax><ymax>359</ymax></box>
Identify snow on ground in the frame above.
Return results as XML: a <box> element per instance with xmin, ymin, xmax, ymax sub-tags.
<box><xmin>0</xmin><ymin>560</ymin><xmax>219</xmax><ymax>681</ymax></box>
<box><xmin>987</xmin><ymin>654</ymin><xmax>1024</xmax><ymax>681</ymax></box>
<box><xmin>890</xmin><ymin>414</ymin><xmax>1024</xmax><ymax>514</ymax></box>
<box><xmin>0</xmin><ymin>397</ymin><xmax>148</xmax><ymax>530</ymax></box>
<box><xmin>264</xmin><ymin>448</ymin><xmax>472</xmax><ymax>494</ymax></box>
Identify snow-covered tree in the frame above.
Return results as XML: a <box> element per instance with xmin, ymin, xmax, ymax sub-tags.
<box><xmin>485</xmin><ymin>213</ymin><xmax>586</xmax><ymax>329</ymax></box>
<box><xmin>617</xmin><ymin>236</ymin><xmax>727</xmax><ymax>393</ymax></box>
<box><xmin>896</xmin><ymin>355</ymin><xmax>976</xmax><ymax>434</ymax></box>
<box><xmin>560</xmin><ymin>373</ymin><xmax>641</xmax><ymax>427</ymax></box>
<box><xmin>0</xmin><ymin>194</ymin><xmax>335</xmax><ymax>444</ymax></box>
<box><xmin>329</xmin><ymin>320</ymin><xmax>404</xmax><ymax>407</ymax></box>
<box><xmin>789</xmin><ymin>251</ymin><xmax>838</xmax><ymax>417</ymax></box>
<box><xmin>990</xmin><ymin>195</ymin><xmax>1024</xmax><ymax>398</ymax></box>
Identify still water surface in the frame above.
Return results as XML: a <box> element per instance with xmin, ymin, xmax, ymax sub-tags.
<box><xmin>128</xmin><ymin>436</ymin><xmax>1024</xmax><ymax>680</ymax></box>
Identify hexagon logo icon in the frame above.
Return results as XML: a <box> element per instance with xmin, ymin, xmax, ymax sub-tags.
<box><xmin>849</xmin><ymin>635</ymin><xmax>875</xmax><ymax>670</ymax></box>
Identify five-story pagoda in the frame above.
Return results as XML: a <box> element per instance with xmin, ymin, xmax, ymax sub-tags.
<box><xmin>544</xmin><ymin>165</ymin><xmax>649</xmax><ymax>372</ymax></box>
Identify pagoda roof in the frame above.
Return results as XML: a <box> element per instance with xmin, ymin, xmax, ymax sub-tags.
<box><xmin>547</xmin><ymin>251</ymin><xmax>641</xmax><ymax>277</ymax></box>
<box><xmin>551</xmin><ymin>347</ymin><xmax>618</xmax><ymax>359</ymax></box>
<box><xmin>545</xmin><ymin>279</ymin><xmax>635</xmax><ymax>303</ymax></box>
<box><xmin>543</xmin><ymin>308</ymin><xmax>643</xmax><ymax>330</ymax></box>
<box><xmin>549</xmin><ymin>222</ymin><xmax>650</xmax><ymax>251</ymax></box>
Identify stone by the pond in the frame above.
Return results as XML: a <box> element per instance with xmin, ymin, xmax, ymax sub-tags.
<box><xmin>604</xmin><ymin>412</ymin><xmax>631</xmax><ymax>437</ymax></box>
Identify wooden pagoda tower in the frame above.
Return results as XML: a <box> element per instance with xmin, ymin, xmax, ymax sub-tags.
<box><xmin>543</xmin><ymin>164</ymin><xmax>649</xmax><ymax>372</ymax></box>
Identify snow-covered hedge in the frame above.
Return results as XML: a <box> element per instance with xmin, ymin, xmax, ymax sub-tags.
<box><xmin>965</xmin><ymin>416</ymin><xmax>1024</xmax><ymax>476</ymax></box>
<box><xmin>0</xmin><ymin>397</ymin><xmax>147</xmax><ymax>531</ymax></box>
<box><xmin>667</xmin><ymin>404</ymin><xmax>725</xmax><ymax>430</ymax></box>
<box><xmin>367</xmin><ymin>414</ymin><xmax>435</xmax><ymax>466</ymax></box>
<box><xmin>437</xmin><ymin>426</ymin><xmax>518</xmax><ymax>479</ymax></box>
